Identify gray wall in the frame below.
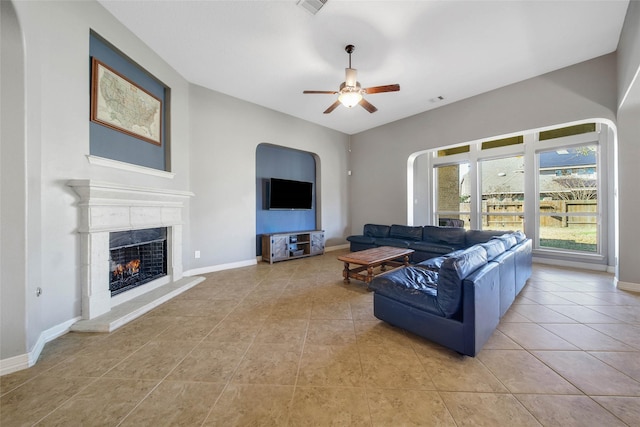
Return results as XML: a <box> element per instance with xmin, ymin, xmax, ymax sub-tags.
<box><xmin>1</xmin><ymin>0</ymin><xmax>192</xmax><ymax>361</ymax></box>
<box><xmin>0</xmin><ymin>0</ymin><xmax>350</xmax><ymax>363</ymax></box>
<box><xmin>2</xmin><ymin>0</ymin><xmax>639</xmax><ymax>365</ymax></box>
<box><xmin>1</xmin><ymin>0</ymin><xmax>27</xmax><ymax>360</ymax></box>
<box><xmin>187</xmin><ymin>85</ymin><xmax>349</xmax><ymax>271</ymax></box>
<box><xmin>617</xmin><ymin>1</ymin><xmax>640</xmax><ymax>286</ymax></box>
<box><xmin>350</xmin><ymin>54</ymin><xmax>617</xmax><ymax>256</ymax></box>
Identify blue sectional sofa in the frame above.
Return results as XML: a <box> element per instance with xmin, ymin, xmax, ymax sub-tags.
<box><xmin>368</xmin><ymin>229</ymin><xmax>532</xmax><ymax>356</ymax></box>
<box><xmin>347</xmin><ymin>223</ymin><xmax>509</xmax><ymax>263</ymax></box>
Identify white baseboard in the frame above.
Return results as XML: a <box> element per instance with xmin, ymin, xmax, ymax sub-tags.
<box><xmin>0</xmin><ymin>353</ymin><xmax>30</xmax><ymax>377</ymax></box>
<box><xmin>1</xmin><ymin>316</ymin><xmax>80</xmax><ymax>376</ymax></box>
<box><xmin>183</xmin><ymin>259</ymin><xmax>257</xmax><ymax>277</ymax></box>
<box><xmin>187</xmin><ymin>245</ymin><xmax>349</xmax><ymax>276</ymax></box>
<box><xmin>615</xmin><ymin>279</ymin><xmax>640</xmax><ymax>293</ymax></box>
<box><xmin>533</xmin><ymin>256</ymin><xmax>612</xmax><ymax>272</ymax></box>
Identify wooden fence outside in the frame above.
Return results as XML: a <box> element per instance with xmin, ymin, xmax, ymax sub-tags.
<box><xmin>450</xmin><ymin>200</ymin><xmax>597</xmax><ymax>228</ymax></box>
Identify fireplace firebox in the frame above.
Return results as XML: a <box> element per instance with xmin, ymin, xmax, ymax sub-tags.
<box><xmin>109</xmin><ymin>227</ymin><xmax>167</xmax><ymax>296</ymax></box>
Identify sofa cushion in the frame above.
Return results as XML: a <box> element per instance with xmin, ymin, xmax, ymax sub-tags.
<box><xmin>374</xmin><ymin>238</ymin><xmax>411</xmax><ymax>248</ymax></box>
<box><xmin>408</xmin><ymin>241</ymin><xmax>455</xmax><ymax>255</ymax></box>
<box><xmin>465</xmin><ymin>229</ymin><xmax>509</xmax><ymax>246</ymax></box>
<box><xmin>422</xmin><ymin>225</ymin><xmax>466</xmax><ymax>248</ymax></box>
<box><xmin>414</xmin><ymin>249</ymin><xmax>466</xmax><ymax>270</ymax></box>
<box><xmin>368</xmin><ymin>267</ymin><xmax>442</xmax><ymax>316</ymax></box>
<box><xmin>346</xmin><ymin>235</ymin><xmax>376</xmax><ymax>245</ymax></box>
<box><xmin>513</xmin><ymin>230</ymin><xmax>527</xmax><ymax>243</ymax></box>
<box><xmin>363</xmin><ymin>224</ymin><xmax>391</xmax><ymax>238</ymax></box>
<box><xmin>438</xmin><ymin>246</ymin><xmax>488</xmax><ymax>318</ymax></box>
<box><xmin>495</xmin><ymin>233</ymin><xmax>518</xmax><ymax>249</ymax></box>
<box><xmin>479</xmin><ymin>239</ymin><xmax>506</xmax><ymax>261</ymax></box>
<box><xmin>389</xmin><ymin>224</ymin><xmax>423</xmax><ymax>241</ymax></box>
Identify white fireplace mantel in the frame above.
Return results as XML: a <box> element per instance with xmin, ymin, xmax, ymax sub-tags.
<box><xmin>68</xmin><ymin>180</ymin><xmax>200</xmax><ymax>327</ymax></box>
<box><xmin>67</xmin><ymin>180</ymin><xmax>194</xmax><ymax>233</ymax></box>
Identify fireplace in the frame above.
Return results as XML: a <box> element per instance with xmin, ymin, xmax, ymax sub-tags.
<box><xmin>109</xmin><ymin>228</ymin><xmax>167</xmax><ymax>296</ymax></box>
<box><xmin>68</xmin><ymin>179</ymin><xmax>197</xmax><ymax>322</ymax></box>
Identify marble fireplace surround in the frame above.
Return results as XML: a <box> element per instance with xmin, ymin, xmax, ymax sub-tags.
<box><xmin>68</xmin><ymin>180</ymin><xmax>204</xmax><ymax>332</ymax></box>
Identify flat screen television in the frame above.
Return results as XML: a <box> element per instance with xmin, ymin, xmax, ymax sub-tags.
<box><xmin>268</xmin><ymin>178</ymin><xmax>313</xmax><ymax>210</ymax></box>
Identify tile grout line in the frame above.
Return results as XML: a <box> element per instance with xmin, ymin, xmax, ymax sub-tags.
<box><xmin>198</xmin><ymin>267</ymin><xmax>291</xmax><ymax>426</ymax></box>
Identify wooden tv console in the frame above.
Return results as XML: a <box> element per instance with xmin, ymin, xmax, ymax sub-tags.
<box><xmin>262</xmin><ymin>230</ymin><xmax>325</xmax><ymax>264</ymax></box>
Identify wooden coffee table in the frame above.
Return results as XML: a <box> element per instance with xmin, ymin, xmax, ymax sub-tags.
<box><xmin>338</xmin><ymin>246</ymin><xmax>414</xmax><ymax>284</ymax></box>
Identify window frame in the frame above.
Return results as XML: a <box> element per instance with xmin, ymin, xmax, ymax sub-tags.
<box><xmin>533</xmin><ymin>131</ymin><xmax>605</xmax><ymax>258</ymax></box>
<box><xmin>422</xmin><ymin>122</ymin><xmax>609</xmax><ymax>265</ymax></box>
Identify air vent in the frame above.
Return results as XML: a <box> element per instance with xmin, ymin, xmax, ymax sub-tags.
<box><xmin>297</xmin><ymin>0</ymin><xmax>328</xmax><ymax>15</ymax></box>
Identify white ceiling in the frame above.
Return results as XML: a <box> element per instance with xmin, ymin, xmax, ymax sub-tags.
<box><xmin>98</xmin><ymin>0</ymin><xmax>629</xmax><ymax>135</ymax></box>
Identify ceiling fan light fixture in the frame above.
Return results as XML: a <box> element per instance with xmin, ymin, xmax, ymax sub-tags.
<box><xmin>338</xmin><ymin>90</ymin><xmax>362</xmax><ymax>108</ymax></box>
<box><xmin>303</xmin><ymin>44</ymin><xmax>399</xmax><ymax>113</ymax></box>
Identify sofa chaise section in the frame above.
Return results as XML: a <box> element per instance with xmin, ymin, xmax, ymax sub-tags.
<box><xmin>368</xmin><ymin>231</ymin><xmax>532</xmax><ymax>356</ymax></box>
<box><xmin>370</xmin><ymin>245</ymin><xmax>501</xmax><ymax>356</ymax></box>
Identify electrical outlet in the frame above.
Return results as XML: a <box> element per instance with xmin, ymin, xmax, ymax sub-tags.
<box><xmin>195</xmin><ymin>250</ymin><xmax>201</xmax><ymax>259</ymax></box>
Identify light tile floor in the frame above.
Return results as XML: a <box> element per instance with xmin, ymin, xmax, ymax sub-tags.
<box><xmin>2</xmin><ymin>250</ymin><xmax>640</xmax><ymax>426</ymax></box>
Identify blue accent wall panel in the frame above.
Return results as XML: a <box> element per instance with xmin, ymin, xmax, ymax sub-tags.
<box><xmin>89</xmin><ymin>33</ymin><xmax>167</xmax><ymax>170</ymax></box>
<box><xmin>256</xmin><ymin>144</ymin><xmax>317</xmax><ymax>255</ymax></box>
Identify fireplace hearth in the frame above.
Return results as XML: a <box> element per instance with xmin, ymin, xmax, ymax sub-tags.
<box><xmin>109</xmin><ymin>227</ymin><xmax>167</xmax><ymax>296</ymax></box>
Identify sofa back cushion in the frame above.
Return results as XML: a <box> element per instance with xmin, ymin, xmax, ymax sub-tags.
<box><xmin>363</xmin><ymin>224</ymin><xmax>391</xmax><ymax>238</ymax></box>
<box><xmin>479</xmin><ymin>239</ymin><xmax>506</xmax><ymax>261</ymax></box>
<box><xmin>465</xmin><ymin>229</ymin><xmax>510</xmax><ymax>246</ymax></box>
<box><xmin>495</xmin><ymin>233</ymin><xmax>518</xmax><ymax>249</ymax></box>
<box><xmin>422</xmin><ymin>225</ymin><xmax>466</xmax><ymax>248</ymax></box>
<box><xmin>389</xmin><ymin>224</ymin><xmax>423</xmax><ymax>241</ymax></box>
<box><xmin>437</xmin><ymin>245</ymin><xmax>488</xmax><ymax>317</ymax></box>
<box><xmin>513</xmin><ymin>230</ymin><xmax>527</xmax><ymax>243</ymax></box>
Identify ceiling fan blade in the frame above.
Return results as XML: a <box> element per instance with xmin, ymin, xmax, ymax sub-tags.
<box><xmin>359</xmin><ymin>98</ymin><xmax>378</xmax><ymax>113</ymax></box>
<box><xmin>323</xmin><ymin>100</ymin><xmax>341</xmax><ymax>114</ymax></box>
<box><xmin>303</xmin><ymin>90</ymin><xmax>338</xmax><ymax>94</ymax></box>
<box><xmin>363</xmin><ymin>84</ymin><xmax>400</xmax><ymax>94</ymax></box>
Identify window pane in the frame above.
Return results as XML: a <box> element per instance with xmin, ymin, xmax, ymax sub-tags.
<box><xmin>437</xmin><ymin>145</ymin><xmax>470</xmax><ymax>157</ymax></box>
<box><xmin>538</xmin><ymin>145</ymin><xmax>598</xmax><ymax>253</ymax></box>
<box><xmin>539</xmin><ymin>216</ymin><xmax>597</xmax><ymax>252</ymax></box>
<box><xmin>435</xmin><ymin>163</ymin><xmax>469</xmax><ymax>228</ymax></box>
<box><xmin>481</xmin><ymin>135</ymin><xmax>523</xmax><ymax>150</ymax></box>
<box><xmin>539</xmin><ymin>123</ymin><xmax>596</xmax><ymax>141</ymax></box>
<box><xmin>480</xmin><ymin>156</ymin><xmax>524</xmax><ymax>231</ymax></box>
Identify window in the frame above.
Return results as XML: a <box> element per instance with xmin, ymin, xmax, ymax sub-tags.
<box><xmin>419</xmin><ymin>121</ymin><xmax>610</xmax><ymax>265</ymax></box>
<box><xmin>480</xmin><ymin>156</ymin><xmax>524</xmax><ymax>232</ymax></box>
<box><xmin>537</xmin><ymin>145</ymin><xmax>599</xmax><ymax>253</ymax></box>
<box><xmin>435</xmin><ymin>163</ymin><xmax>470</xmax><ymax>228</ymax></box>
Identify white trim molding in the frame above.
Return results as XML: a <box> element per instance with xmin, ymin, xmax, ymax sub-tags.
<box><xmin>615</xmin><ymin>279</ymin><xmax>640</xmax><ymax>293</ymax></box>
<box><xmin>184</xmin><ymin>259</ymin><xmax>257</xmax><ymax>277</ymax></box>
<box><xmin>87</xmin><ymin>155</ymin><xmax>175</xmax><ymax>179</ymax></box>
<box><xmin>0</xmin><ymin>317</ymin><xmax>80</xmax><ymax>376</ymax></box>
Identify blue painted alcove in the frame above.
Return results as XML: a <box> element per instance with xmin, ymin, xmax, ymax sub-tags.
<box><xmin>89</xmin><ymin>32</ymin><xmax>167</xmax><ymax>171</ymax></box>
<box><xmin>256</xmin><ymin>144</ymin><xmax>317</xmax><ymax>256</ymax></box>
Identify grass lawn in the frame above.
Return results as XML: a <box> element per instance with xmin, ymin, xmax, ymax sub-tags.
<box><xmin>539</xmin><ymin>226</ymin><xmax>597</xmax><ymax>252</ymax></box>
<box><xmin>473</xmin><ymin>224</ymin><xmax>598</xmax><ymax>253</ymax></box>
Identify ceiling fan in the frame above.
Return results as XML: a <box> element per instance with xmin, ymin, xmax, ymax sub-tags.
<box><xmin>303</xmin><ymin>44</ymin><xmax>400</xmax><ymax>114</ymax></box>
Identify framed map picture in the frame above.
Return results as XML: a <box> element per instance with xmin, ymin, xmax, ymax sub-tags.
<box><xmin>91</xmin><ymin>58</ymin><xmax>162</xmax><ymax>146</ymax></box>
